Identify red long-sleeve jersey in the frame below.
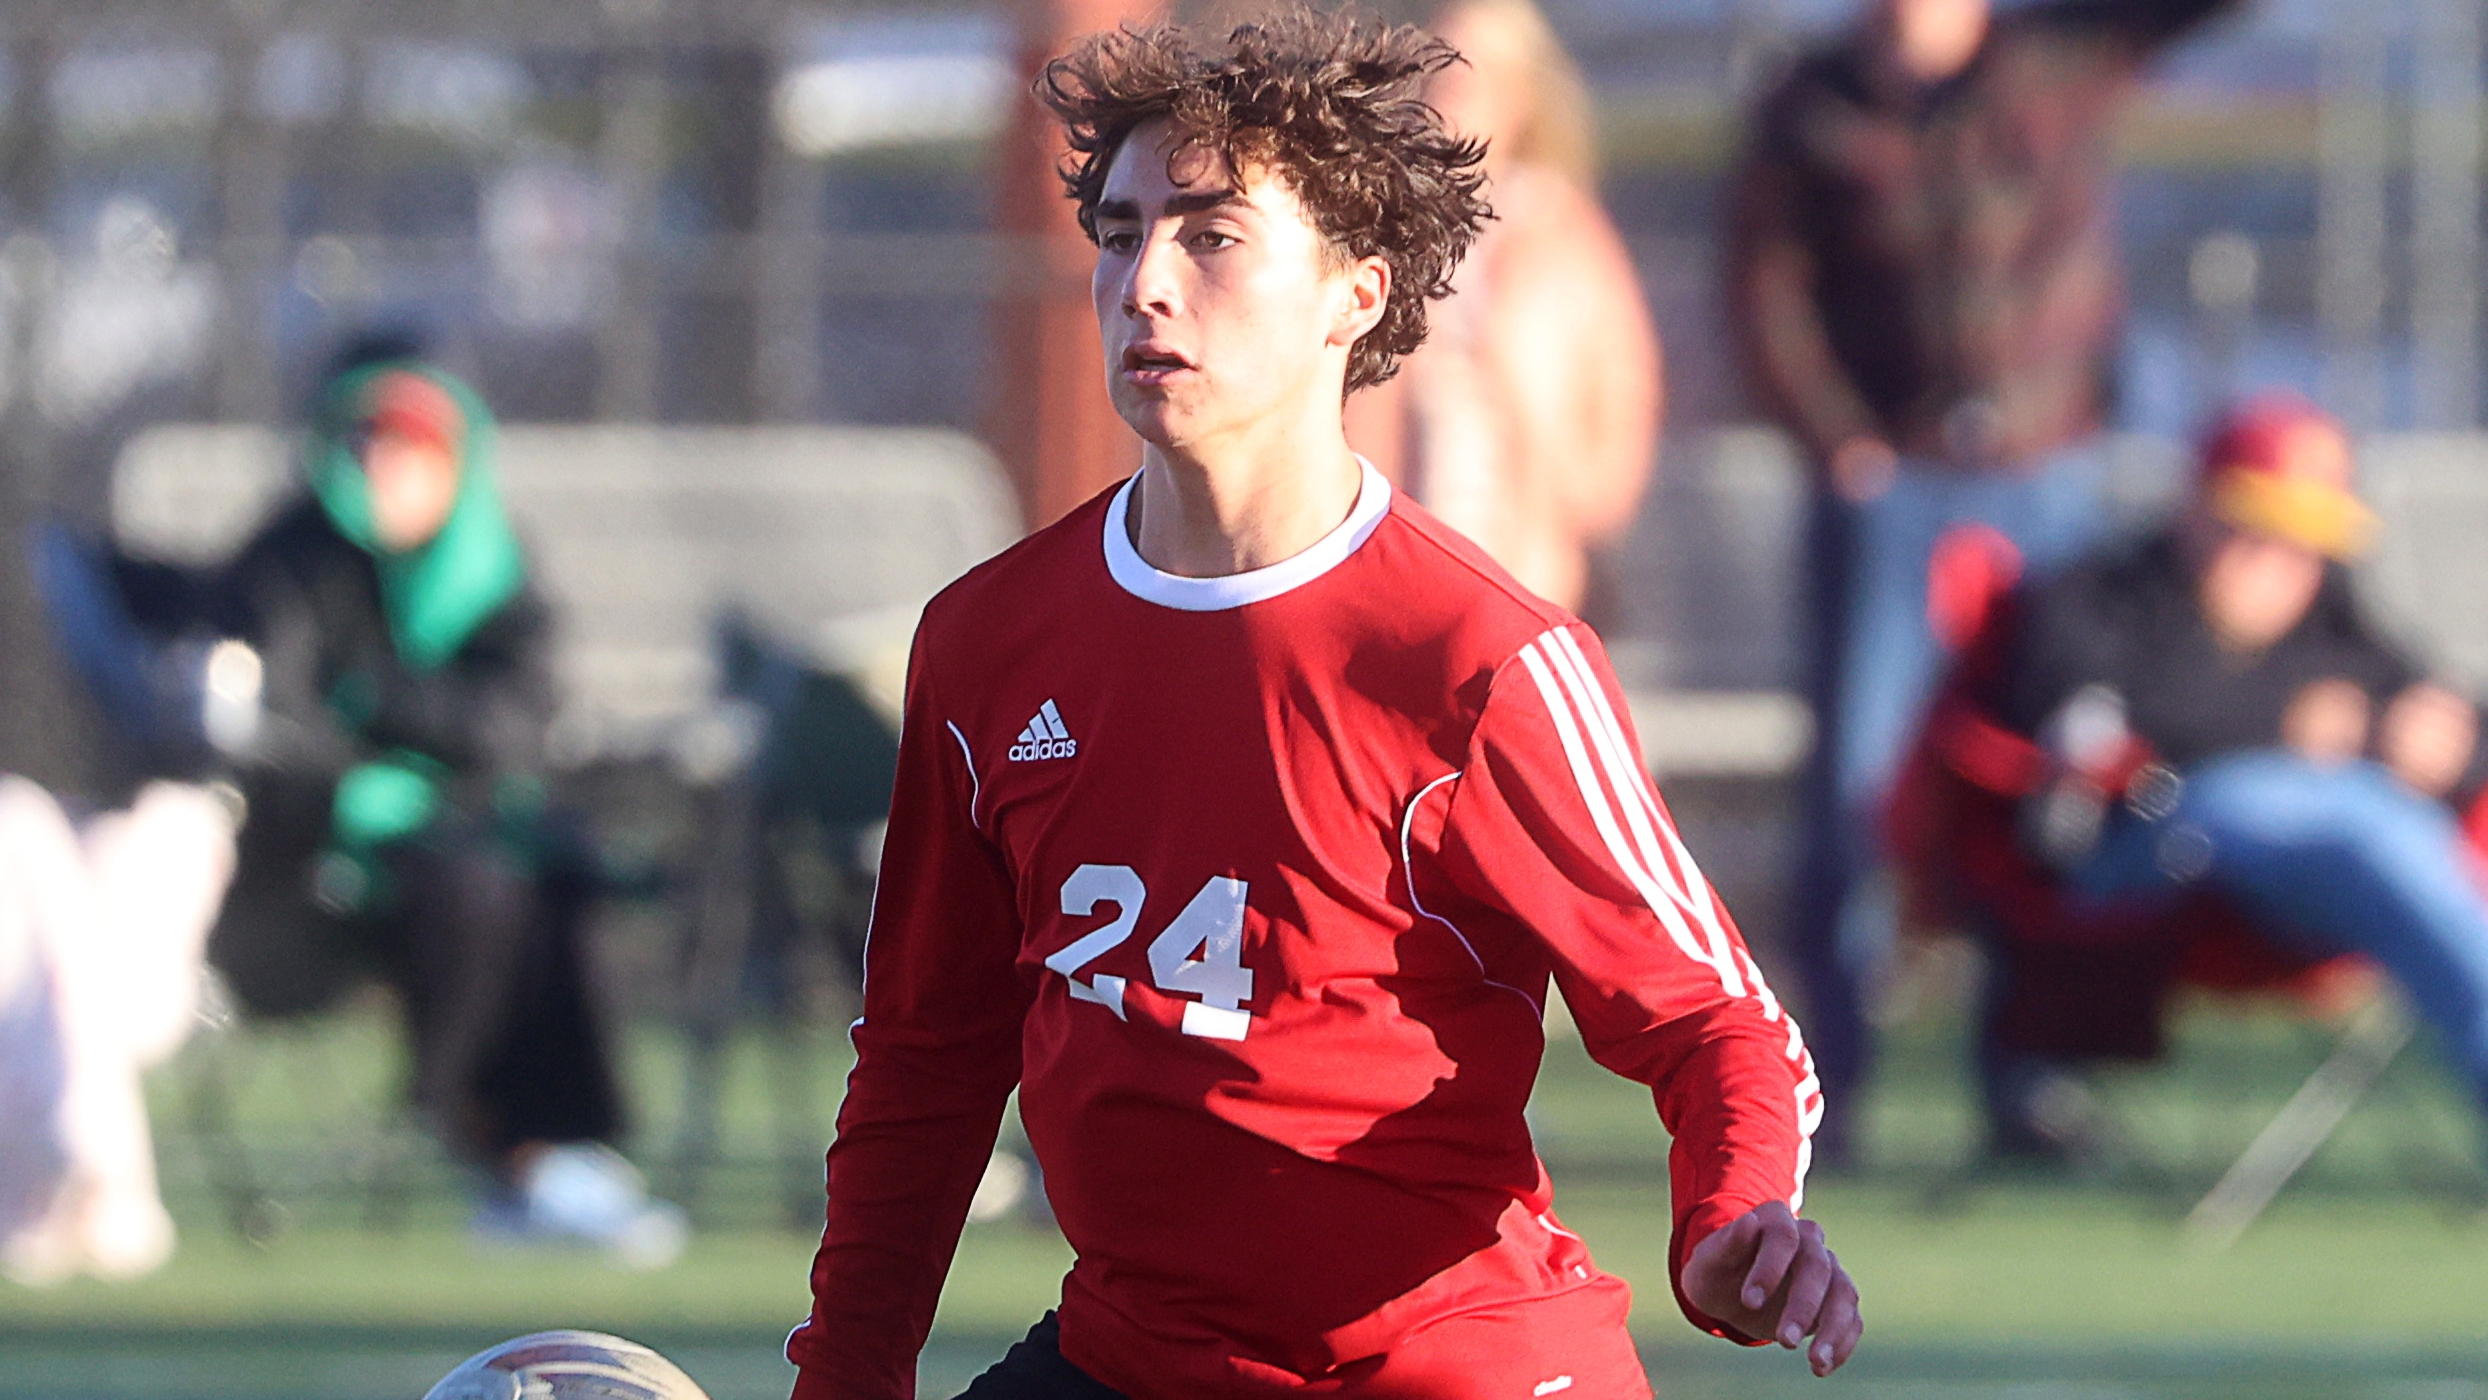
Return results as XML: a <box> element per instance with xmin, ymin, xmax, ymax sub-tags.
<box><xmin>791</xmin><ymin>462</ymin><xmax>1820</xmax><ymax>1399</ymax></box>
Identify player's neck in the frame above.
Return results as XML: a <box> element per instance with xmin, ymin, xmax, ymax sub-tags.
<box><xmin>1127</xmin><ymin>415</ymin><xmax>1363</xmax><ymax>579</ymax></box>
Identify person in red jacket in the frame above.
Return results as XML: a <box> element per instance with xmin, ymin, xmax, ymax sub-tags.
<box><xmin>788</xmin><ymin>11</ymin><xmax>1858</xmax><ymax>1397</ymax></box>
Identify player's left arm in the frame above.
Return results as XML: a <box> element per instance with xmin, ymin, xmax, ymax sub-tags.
<box><xmin>1430</xmin><ymin>622</ymin><xmax>1858</xmax><ymax>1375</ymax></box>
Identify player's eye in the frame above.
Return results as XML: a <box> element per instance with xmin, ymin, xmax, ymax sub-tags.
<box><xmin>1188</xmin><ymin>229</ymin><xmax>1238</xmax><ymax>251</ymax></box>
<box><xmin>1098</xmin><ymin>228</ymin><xmax>1140</xmax><ymax>254</ymax></box>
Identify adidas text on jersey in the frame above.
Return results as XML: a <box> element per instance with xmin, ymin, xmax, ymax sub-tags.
<box><xmin>1009</xmin><ymin>699</ymin><xmax>1079</xmax><ymax>762</ymax></box>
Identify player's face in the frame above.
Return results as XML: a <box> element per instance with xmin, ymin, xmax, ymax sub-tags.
<box><xmin>1091</xmin><ymin>120</ymin><xmax>1387</xmax><ymax>453</ymax></box>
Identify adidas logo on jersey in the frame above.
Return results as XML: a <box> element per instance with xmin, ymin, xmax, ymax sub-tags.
<box><xmin>1008</xmin><ymin>699</ymin><xmax>1079</xmax><ymax>761</ymax></box>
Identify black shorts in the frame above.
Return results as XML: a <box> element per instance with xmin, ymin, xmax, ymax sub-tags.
<box><xmin>954</xmin><ymin>1314</ymin><xmax>1127</xmax><ymax>1400</ymax></box>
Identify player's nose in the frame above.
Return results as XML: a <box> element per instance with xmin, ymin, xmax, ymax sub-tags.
<box><xmin>1122</xmin><ymin>227</ymin><xmax>1185</xmax><ymax>319</ymax></box>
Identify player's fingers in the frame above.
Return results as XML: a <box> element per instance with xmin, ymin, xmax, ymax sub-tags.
<box><xmin>1809</xmin><ymin>1277</ymin><xmax>1863</xmax><ymax>1377</ymax></box>
<box><xmin>1808</xmin><ymin>1266</ymin><xmax>1863</xmax><ymax>1378</ymax></box>
<box><xmin>1685</xmin><ymin>1208</ymin><xmax>1758</xmax><ymax>1285</ymax></box>
<box><xmin>1772</xmin><ymin>1223</ymin><xmax>1833</xmax><ymax>1349</ymax></box>
<box><xmin>1737</xmin><ymin>1205</ymin><xmax>1801</xmax><ymax>1313</ymax></box>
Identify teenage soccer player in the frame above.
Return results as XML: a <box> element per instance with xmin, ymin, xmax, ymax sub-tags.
<box><xmin>789</xmin><ymin>12</ymin><xmax>1859</xmax><ymax>1398</ymax></box>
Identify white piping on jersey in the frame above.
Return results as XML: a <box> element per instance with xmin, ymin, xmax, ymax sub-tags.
<box><xmin>1101</xmin><ymin>456</ymin><xmax>1392</xmax><ymax>612</ymax></box>
<box><xmin>1539</xmin><ymin>629</ymin><xmax>1748</xmax><ymax>997</ymax></box>
<box><xmin>1535</xmin><ymin>1211</ymin><xmax>1583</xmax><ymax>1244</ymax></box>
<box><xmin>789</xmin><ymin>1012</ymin><xmax>880</xmax><ymax>1363</ymax></box>
<box><xmin>1514</xmin><ymin>626</ymin><xmax>1818</xmax><ymax>1207</ymax></box>
<box><xmin>1399</xmin><ymin>771</ymin><xmax>1544</xmax><ymax>1015</ymax></box>
<box><xmin>944</xmin><ymin>720</ymin><xmax>983</xmax><ymax>829</ymax></box>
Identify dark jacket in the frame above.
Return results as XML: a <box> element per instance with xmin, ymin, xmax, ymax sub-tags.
<box><xmin>1728</xmin><ymin>0</ymin><xmax>2238</xmax><ymax>473</ymax></box>
<box><xmin>206</xmin><ymin>496</ymin><xmax>559</xmax><ymax>1016</ymax></box>
<box><xmin>216</xmin><ymin>496</ymin><xmax>556</xmax><ymax>807</ymax></box>
<box><xmin>1996</xmin><ymin>527</ymin><xmax>2433</xmax><ymax>773</ymax></box>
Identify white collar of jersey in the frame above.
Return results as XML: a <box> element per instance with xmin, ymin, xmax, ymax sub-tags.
<box><xmin>1102</xmin><ymin>455</ymin><xmax>1392</xmax><ymax>612</ymax></box>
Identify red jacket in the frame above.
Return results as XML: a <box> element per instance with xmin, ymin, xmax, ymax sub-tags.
<box><xmin>790</xmin><ymin>464</ymin><xmax>1817</xmax><ymax>1398</ymax></box>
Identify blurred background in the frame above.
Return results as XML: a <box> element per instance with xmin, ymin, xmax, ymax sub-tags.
<box><xmin>2</xmin><ymin>0</ymin><xmax>2487</xmax><ymax>1396</ymax></box>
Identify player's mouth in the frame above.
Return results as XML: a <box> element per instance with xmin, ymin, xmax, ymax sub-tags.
<box><xmin>1120</xmin><ymin>342</ymin><xmax>1198</xmax><ymax>389</ymax></box>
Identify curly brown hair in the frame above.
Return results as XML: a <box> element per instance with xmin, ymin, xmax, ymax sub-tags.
<box><xmin>1038</xmin><ymin>7</ymin><xmax>1491</xmax><ymax>392</ymax></box>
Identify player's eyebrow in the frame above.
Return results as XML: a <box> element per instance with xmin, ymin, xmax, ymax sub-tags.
<box><xmin>1162</xmin><ymin>188</ymin><xmax>1244</xmax><ymax>215</ymax></box>
<box><xmin>1095</xmin><ymin>188</ymin><xmax>1246</xmax><ymax>223</ymax></box>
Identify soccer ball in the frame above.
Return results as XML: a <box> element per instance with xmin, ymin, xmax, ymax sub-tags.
<box><xmin>423</xmin><ymin>1330</ymin><xmax>711</xmax><ymax>1400</ymax></box>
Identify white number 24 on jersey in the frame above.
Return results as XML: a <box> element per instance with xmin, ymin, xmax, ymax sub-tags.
<box><xmin>1044</xmin><ymin>865</ymin><xmax>1254</xmax><ymax>1041</ymax></box>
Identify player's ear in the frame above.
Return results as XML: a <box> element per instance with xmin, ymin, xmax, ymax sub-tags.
<box><xmin>1329</xmin><ymin>254</ymin><xmax>1390</xmax><ymax>350</ymax></box>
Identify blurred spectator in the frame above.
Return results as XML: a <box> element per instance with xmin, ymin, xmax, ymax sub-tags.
<box><xmin>0</xmin><ymin>778</ymin><xmax>234</xmax><ymax>1285</ymax></box>
<box><xmin>41</xmin><ymin>338</ymin><xmax>685</xmax><ymax>1267</ymax></box>
<box><xmin>1894</xmin><ymin>396</ymin><xmax>2488</xmax><ymax>1159</ymax></box>
<box><xmin>1726</xmin><ymin>0</ymin><xmax>2240</xmax><ymax>1160</ymax></box>
<box><xmin>1345</xmin><ymin>0</ymin><xmax>1660</xmax><ymax>614</ymax></box>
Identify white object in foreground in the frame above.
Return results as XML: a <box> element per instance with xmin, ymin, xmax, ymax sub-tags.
<box><xmin>424</xmin><ymin>1330</ymin><xmax>713</xmax><ymax>1400</ymax></box>
<box><xmin>0</xmin><ymin>778</ymin><xmax>236</xmax><ymax>1285</ymax></box>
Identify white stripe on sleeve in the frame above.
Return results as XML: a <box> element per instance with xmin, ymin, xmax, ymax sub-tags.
<box><xmin>1519</xmin><ymin>626</ymin><xmax>1819</xmax><ymax>1204</ymax></box>
<box><xmin>1515</xmin><ymin>637</ymin><xmax>1730</xmax><ymax>989</ymax></box>
<box><xmin>1538</xmin><ymin>629</ymin><xmax>1747</xmax><ymax>997</ymax></box>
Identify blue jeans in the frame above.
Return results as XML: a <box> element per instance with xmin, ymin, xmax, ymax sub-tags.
<box><xmin>1788</xmin><ymin>447</ymin><xmax>2109</xmax><ymax>1152</ymax></box>
<box><xmin>2070</xmin><ymin>753</ymin><xmax>2488</xmax><ymax>1107</ymax></box>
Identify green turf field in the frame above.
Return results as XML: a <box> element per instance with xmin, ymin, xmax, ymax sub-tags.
<box><xmin>4</xmin><ymin>992</ymin><xmax>2485</xmax><ymax>1398</ymax></box>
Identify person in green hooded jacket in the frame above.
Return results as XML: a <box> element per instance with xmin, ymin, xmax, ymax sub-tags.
<box><xmin>203</xmin><ymin>337</ymin><xmax>683</xmax><ymax>1266</ymax></box>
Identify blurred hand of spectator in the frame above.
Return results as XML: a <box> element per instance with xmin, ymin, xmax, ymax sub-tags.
<box><xmin>2279</xmin><ymin>677</ymin><xmax>2369</xmax><ymax>768</ymax></box>
<box><xmin>1828</xmin><ymin>436</ymin><xmax>1899</xmax><ymax>504</ymax></box>
<box><xmin>2380</xmin><ymin>683</ymin><xmax>2478</xmax><ymax>797</ymax></box>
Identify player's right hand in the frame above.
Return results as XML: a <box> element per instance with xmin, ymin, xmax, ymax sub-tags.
<box><xmin>1680</xmin><ymin>1199</ymin><xmax>1861</xmax><ymax>1377</ymax></box>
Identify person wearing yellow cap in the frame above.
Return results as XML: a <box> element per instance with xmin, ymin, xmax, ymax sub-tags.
<box><xmin>1913</xmin><ymin>393</ymin><xmax>2488</xmax><ymax>1162</ymax></box>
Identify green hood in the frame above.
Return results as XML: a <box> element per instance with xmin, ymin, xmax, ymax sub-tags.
<box><xmin>308</xmin><ymin>363</ymin><xmax>525</xmax><ymax>672</ymax></box>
